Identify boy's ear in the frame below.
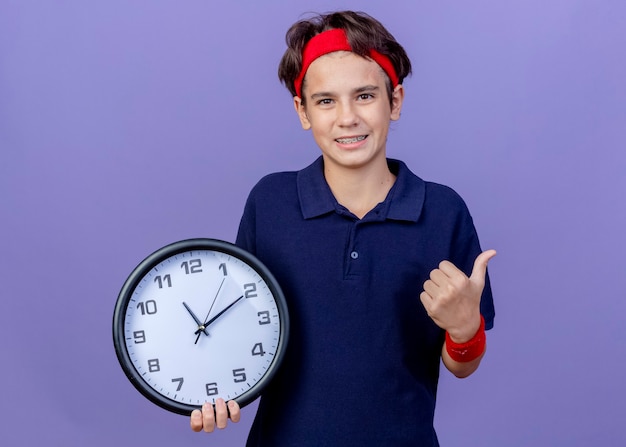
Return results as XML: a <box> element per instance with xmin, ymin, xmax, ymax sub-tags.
<box><xmin>293</xmin><ymin>96</ymin><xmax>312</xmax><ymax>130</ymax></box>
<box><xmin>390</xmin><ymin>84</ymin><xmax>405</xmax><ymax>121</ymax></box>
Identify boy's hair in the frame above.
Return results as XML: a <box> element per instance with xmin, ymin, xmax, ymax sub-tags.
<box><xmin>278</xmin><ymin>11</ymin><xmax>412</xmax><ymax>100</ymax></box>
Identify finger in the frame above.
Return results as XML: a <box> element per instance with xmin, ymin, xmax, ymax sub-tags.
<box><xmin>470</xmin><ymin>249</ymin><xmax>497</xmax><ymax>283</ymax></box>
<box><xmin>420</xmin><ymin>290</ymin><xmax>435</xmax><ymax>315</ymax></box>
<box><xmin>228</xmin><ymin>400</ymin><xmax>241</xmax><ymax>423</ymax></box>
<box><xmin>190</xmin><ymin>409</ymin><xmax>203</xmax><ymax>432</ymax></box>
<box><xmin>420</xmin><ymin>291</ymin><xmax>445</xmax><ymax>326</ymax></box>
<box><xmin>214</xmin><ymin>398</ymin><xmax>229</xmax><ymax>429</ymax></box>
<box><xmin>202</xmin><ymin>402</ymin><xmax>216</xmax><ymax>432</ymax></box>
<box><xmin>428</xmin><ymin>268</ymin><xmax>448</xmax><ymax>287</ymax></box>
<box><xmin>422</xmin><ymin>279</ymin><xmax>438</xmax><ymax>300</ymax></box>
<box><xmin>436</xmin><ymin>260</ymin><xmax>461</xmax><ymax>278</ymax></box>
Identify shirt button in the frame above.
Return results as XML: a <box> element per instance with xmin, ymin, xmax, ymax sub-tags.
<box><xmin>350</xmin><ymin>251</ymin><xmax>359</xmax><ymax>259</ymax></box>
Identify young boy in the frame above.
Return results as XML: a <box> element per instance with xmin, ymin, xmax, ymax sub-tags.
<box><xmin>191</xmin><ymin>11</ymin><xmax>495</xmax><ymax>446</ymax></box>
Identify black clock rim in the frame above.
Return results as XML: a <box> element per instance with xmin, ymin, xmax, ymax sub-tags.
<box><xmin>112</xmin><ymin>238</ymin><xmax>290</xmax><ymax>416</ymax></box>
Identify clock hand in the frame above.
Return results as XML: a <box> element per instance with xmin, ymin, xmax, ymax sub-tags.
<box><xmin>200</xmin><ymin>277</ymin><xmax>225</xmax><ymax>327</ymax></box>
<box><xmin>182</xmin><ymin>302</ymin><xmax>208</xmax><ymax>336</ymax></box>
<box><xmin>195</xmin><ymin>295</ymin><xmax>244</xmax><ymax>336</ymax></box>
<box><xmin>193</xmin><ymin>277</ymin><xmax>227</xmax><ymax>343</ymax></box>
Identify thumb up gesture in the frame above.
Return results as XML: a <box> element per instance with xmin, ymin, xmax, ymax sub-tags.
<box><xmin>420</xmin><ymin>250</ymin><xmax>496</xmax><ymax>343</ymax></box>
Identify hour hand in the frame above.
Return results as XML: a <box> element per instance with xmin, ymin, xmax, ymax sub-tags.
<box><xmin>183</xmin><ymin>302</ymin><xmax>209</xmax><ymax>336</ymax></box>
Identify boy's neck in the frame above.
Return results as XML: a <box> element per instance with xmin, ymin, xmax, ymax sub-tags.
<box><xmin>323</xmin><ymin>157</ymin><xmax>396</xmax><ymax>219</ymax></box>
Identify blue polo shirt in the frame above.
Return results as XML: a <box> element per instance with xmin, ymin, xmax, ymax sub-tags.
<box><xmin>236</xmin><ymin>156</ymin><xmax>494</xmax><ymax>447</ymax></box>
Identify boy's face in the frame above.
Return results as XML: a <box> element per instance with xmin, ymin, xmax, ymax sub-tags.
<box><xmin>294</xmin><ymin>51</ymin><xmax>404</xmax><ymax>172</ymax></box>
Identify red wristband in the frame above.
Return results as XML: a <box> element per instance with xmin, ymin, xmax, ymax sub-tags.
<box><xmin>445</xmin><ymin>316</ymin><xmax>486</xmax><ymax>363</ymax></box>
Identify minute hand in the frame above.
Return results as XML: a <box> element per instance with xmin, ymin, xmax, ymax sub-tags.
<box><xmin>195</xmin><ymin>295</ymin><xmax>244</xmax><ymax>335</ymax></box>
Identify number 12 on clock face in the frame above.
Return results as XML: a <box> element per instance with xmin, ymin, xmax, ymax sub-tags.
<box><xmin>113</xmin><ymin>239</ymin><xmax>289</xmax><ymax>415</ymax></box>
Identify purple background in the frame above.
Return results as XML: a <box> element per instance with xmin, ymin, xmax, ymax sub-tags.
<box><xmin>2</xmin><ymin>1</ymin><xmax>625</xmax><ymax>445</ymax></box>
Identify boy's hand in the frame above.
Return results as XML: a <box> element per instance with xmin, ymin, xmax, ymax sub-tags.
<box><xmin>190</xmin><ymin>399</ymin><xmax>241</xmax><ymax>432</ymax></box>
<box><xmin>420</xmin><ymin>250</ymin><xmax>496</xmax><ymax>342</ymax></box>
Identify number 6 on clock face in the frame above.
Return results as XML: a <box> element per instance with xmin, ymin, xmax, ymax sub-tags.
<box><xmin>112</xmin><ymin>239</ymin><xmax>290</xmax><ymax>415</ymax></box>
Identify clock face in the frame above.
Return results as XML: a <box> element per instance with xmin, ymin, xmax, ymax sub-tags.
<box><xmin>113</xmin><ymin>239</ymin><xmax>289</xmax><ymax>415</ymax></box>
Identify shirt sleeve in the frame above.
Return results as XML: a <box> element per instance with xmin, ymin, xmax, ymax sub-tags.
<box><xmin>235</xmin><ymin>187</ymin><xmax>257</xmax><ymax>255</ymax></box>
<box><xmin>450</xmin><ymin>194</ymin><xmax>496</xmax><ymax>330</ymax></box>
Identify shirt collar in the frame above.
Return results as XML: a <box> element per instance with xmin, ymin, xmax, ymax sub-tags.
<box><xmin>297</xmin><ymin>157</ymin><xmax>425</xmax><ymax>222</ymax></box>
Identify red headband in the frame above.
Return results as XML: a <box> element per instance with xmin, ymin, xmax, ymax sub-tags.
<box><xmin>293</xmin><ymin>28</ymin><xmax>400</xmax><ymax>98</ymax></box>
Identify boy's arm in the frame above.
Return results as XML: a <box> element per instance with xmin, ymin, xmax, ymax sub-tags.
<box><xmin>420</xmin><ymin>250</ymin><xmax>496</xmax><ymax>378</ymax></box>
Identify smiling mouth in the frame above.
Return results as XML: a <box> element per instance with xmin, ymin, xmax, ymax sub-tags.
<box><xmin>336</xmin><ymin>135</ymin><xmax>367</xmax><ymax>144</ymax></box>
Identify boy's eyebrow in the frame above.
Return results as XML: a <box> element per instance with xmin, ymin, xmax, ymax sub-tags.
<box><xmin>354</xmin><ymin>85</ymin><xmax>380</xmax><ymax>94</ymax></box>
<box><xmin>310</xmin><ymin>85</ymin><xmax>380</xmax><ymax>100</ymax></box>
<box><xmin>310</xmin><ymin>91</ymin><xmax>334</xmax><ymax>100</ymax></box>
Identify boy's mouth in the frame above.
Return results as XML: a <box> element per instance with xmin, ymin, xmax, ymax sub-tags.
<box><xmin>335</xmin><ymin>135</ymin><xmax>367</xmax><ymax>144</ymax></box>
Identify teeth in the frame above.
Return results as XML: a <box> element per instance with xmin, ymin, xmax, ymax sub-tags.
<box><xmin>336</xmin><ymin>136</ymin><xmax>366</xmax><ymax>144</ymax></box>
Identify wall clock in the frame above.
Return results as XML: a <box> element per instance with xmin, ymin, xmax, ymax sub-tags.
<box><xmin>112</xmin><ymin>238</ymin><xmax>289</xmax><ymax>415</ymax></box>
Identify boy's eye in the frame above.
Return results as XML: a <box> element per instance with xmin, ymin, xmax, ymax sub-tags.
<box><xmin>317</xmin><ymin>98</ymin><xmax>333</xmax><ymax>105</ymax></box>
<box><xmin>357</xmin><ymin>93</ymin><xmax>373</xmax><ymax>100</ymax></box>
